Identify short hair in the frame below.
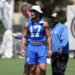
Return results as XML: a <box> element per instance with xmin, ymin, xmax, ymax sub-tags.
<box><xmin>20</xmin><ymin>5</ymin><xmax>29</xmax><ymax>11</ymax></box>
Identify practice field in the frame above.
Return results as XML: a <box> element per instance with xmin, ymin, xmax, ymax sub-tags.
<box><xmin>0</xmin><ymin>58</ymin><xmax>75</xmax><ymax>75</ymax></box>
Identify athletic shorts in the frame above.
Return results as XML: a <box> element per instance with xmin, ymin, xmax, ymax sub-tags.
<box><xmin>25</xmin><ymin>43</ymin><xmax>47</xmax><ymax>65</ymax></box>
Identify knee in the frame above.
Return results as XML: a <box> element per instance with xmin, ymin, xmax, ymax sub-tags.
<box><xmin>40</xmin><ymin>66</ymin><xmax>46</xmax><ymax>71</ymax></box>
<box><xmin>24</xmin><ymin>64</ymin><xmax>28</xmax><ymax>70</ymax></box>
<box><xmin>36</xmin><ymin>67</ymin><xmax>40</xmax><ymax>73</ymax></box>
<box><xmin>39</xmin><ymin>64</ymin><xmax>46</xmax><ymax>71</ymax></box>
<box><xmin>24</xmin><ymin>64</ymin><xmax>29</xmax><ymax>74</ymax></box>
<box><xmin>31</xmin><ymin>65</ymin><xmax>36</xmax><ymax>72</ymax></box>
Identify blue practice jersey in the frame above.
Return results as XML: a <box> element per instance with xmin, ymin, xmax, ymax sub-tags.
<box><xmin>27</xmin><ymin>18</ymin><xmax>47</xmax><ymax>42</ymax></box>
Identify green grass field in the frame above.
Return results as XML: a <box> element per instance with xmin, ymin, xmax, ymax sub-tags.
<box><xmin>0</xmin><ymin>58</ymin><xmax>75</xmax><ymax>75</ymax></box>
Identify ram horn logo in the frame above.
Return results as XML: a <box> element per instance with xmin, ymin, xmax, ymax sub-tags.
<box><xmin>71</xmin><ymin>17</ymin><xmax>75</xmax><ymax>38</ymax></box>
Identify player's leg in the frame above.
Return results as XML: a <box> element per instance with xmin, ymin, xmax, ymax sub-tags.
<box><xmin>37</xmin><ymin>44</ymin><xmax>47</xmax><ymax>75</ymax></box>
<box><xmin>24</xmin><ymin>60</ymin><xmax>40</xmax><ymax>75</ymax></box>
<box><xmin>35</xmin><ymin>64</ymin><xmax>40</xmax><ymax>75</ymax></box>
<box><xmin>57</xmin><ymin>54</ymin><xmax>68</xmax><ymax>75</ymax></box>
<box><xmin>24</xmin><ymin>64</ymin><xmax>36</xmax><ymax>75</ymax></box>
<box><xmin>25</xmin><ymin>43</ymin><xmax>37</xmax><ymax>75</ymax></box>
<box><xmin>23</xmin><ymin>47</ymin><xmax>30</xmax><ymax>75</ymax></box>
<box><xmin>51</xmin><ymin>53</ymin><xmax>58</xmax><ymax>75</ymax></box>
<box><xmin>12</xmin><ymin>33</ymin><xmax>23</xmax><ymax>39</ymax></box>
<box><xmin>30</xmin><ymin>64</ymin><xmax>40</xmax><ymax>75</ymax></box>
<box><xmin>30</xmin><ymin>65</ymin><xmax>36</xmax><ymax>75</ymax></box>
<box><xmin>39</xmin><ymin>63</ymin><xmax>46</xmax><ymax>75</ymax></box>
<box><xmin>24</xmin><ymin>64</ymin><xmax>30</xmax><ymax>75</ymax></box>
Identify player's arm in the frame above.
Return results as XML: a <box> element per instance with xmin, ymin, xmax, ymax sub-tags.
<box><xmin>12</xmin><ymin>33</ymin><xmax>23</xmax><ymax>39</ymax></box>
<box><xmin>21</xmin><ymin>22</ymin><xmax>28</xmax><ymax>56</ymax></box>
<box><xmin>16</xmin><ymin>35</ymin><xmax>23</xmax><ymax>39</ymax></box>
<box><xmin>12</xmin><ymin>34</ymin><xmax>17</xmax><ymax>38</ymax></box>
<box><xmin>44</xmin><ymin>21</ymin><xmax>53</xmax><ymax>57</ymax></box>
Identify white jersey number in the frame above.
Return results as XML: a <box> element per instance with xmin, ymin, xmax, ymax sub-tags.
<box><xmin>30</xmin><ymin>25</ymin><xmax>41</xmax><ymax>37</ymax></box>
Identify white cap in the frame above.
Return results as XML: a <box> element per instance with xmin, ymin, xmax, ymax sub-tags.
<box><xmin>51</xmin><ymin>13</ymin><xmax>57</xmax><ymax>17</ymax></box>
<box><xmin>30</xmin><ymin>5</ymin><xmax>43</xmax><ymax>14</ymax></box>
<box><xmin>50</xmin><ymin>12</ymin><xmax>59</xmax><ymax>19</ymax></box>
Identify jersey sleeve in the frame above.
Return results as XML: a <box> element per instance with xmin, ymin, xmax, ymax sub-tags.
<box><xmin>16</xmin><ymin>35</ymin><xmax>23</xmax><ymax>39</ymax></box>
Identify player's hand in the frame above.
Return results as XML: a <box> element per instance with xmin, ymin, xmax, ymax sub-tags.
<box><xmin>47</xmin><ymin>50</ymin><xmax>53</xmax><ymax>58</ymax></box>
<box><xmin>21</xmin><ymin>49</ymin><xmax>25</xmax><ymax>57</ymax></box>
<box><xmin>58</xmin><ymin>49</ymin><xmax>62</xmax><ymax>55</ymax></box>
<box><xmin>12</xmin><ymin>33</ymin><xmax>17</xmax><ymax>38</ymax></box>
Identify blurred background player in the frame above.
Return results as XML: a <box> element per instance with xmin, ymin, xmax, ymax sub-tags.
<box><xmin>21</xmin><ymin>5</ymin><xmax>52</xmax><ymax>75</ymax></box>
<box><xmin>13</xmin><ymin>4</ymin><xmax>31</xmax><ymax>39</ymax></box>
